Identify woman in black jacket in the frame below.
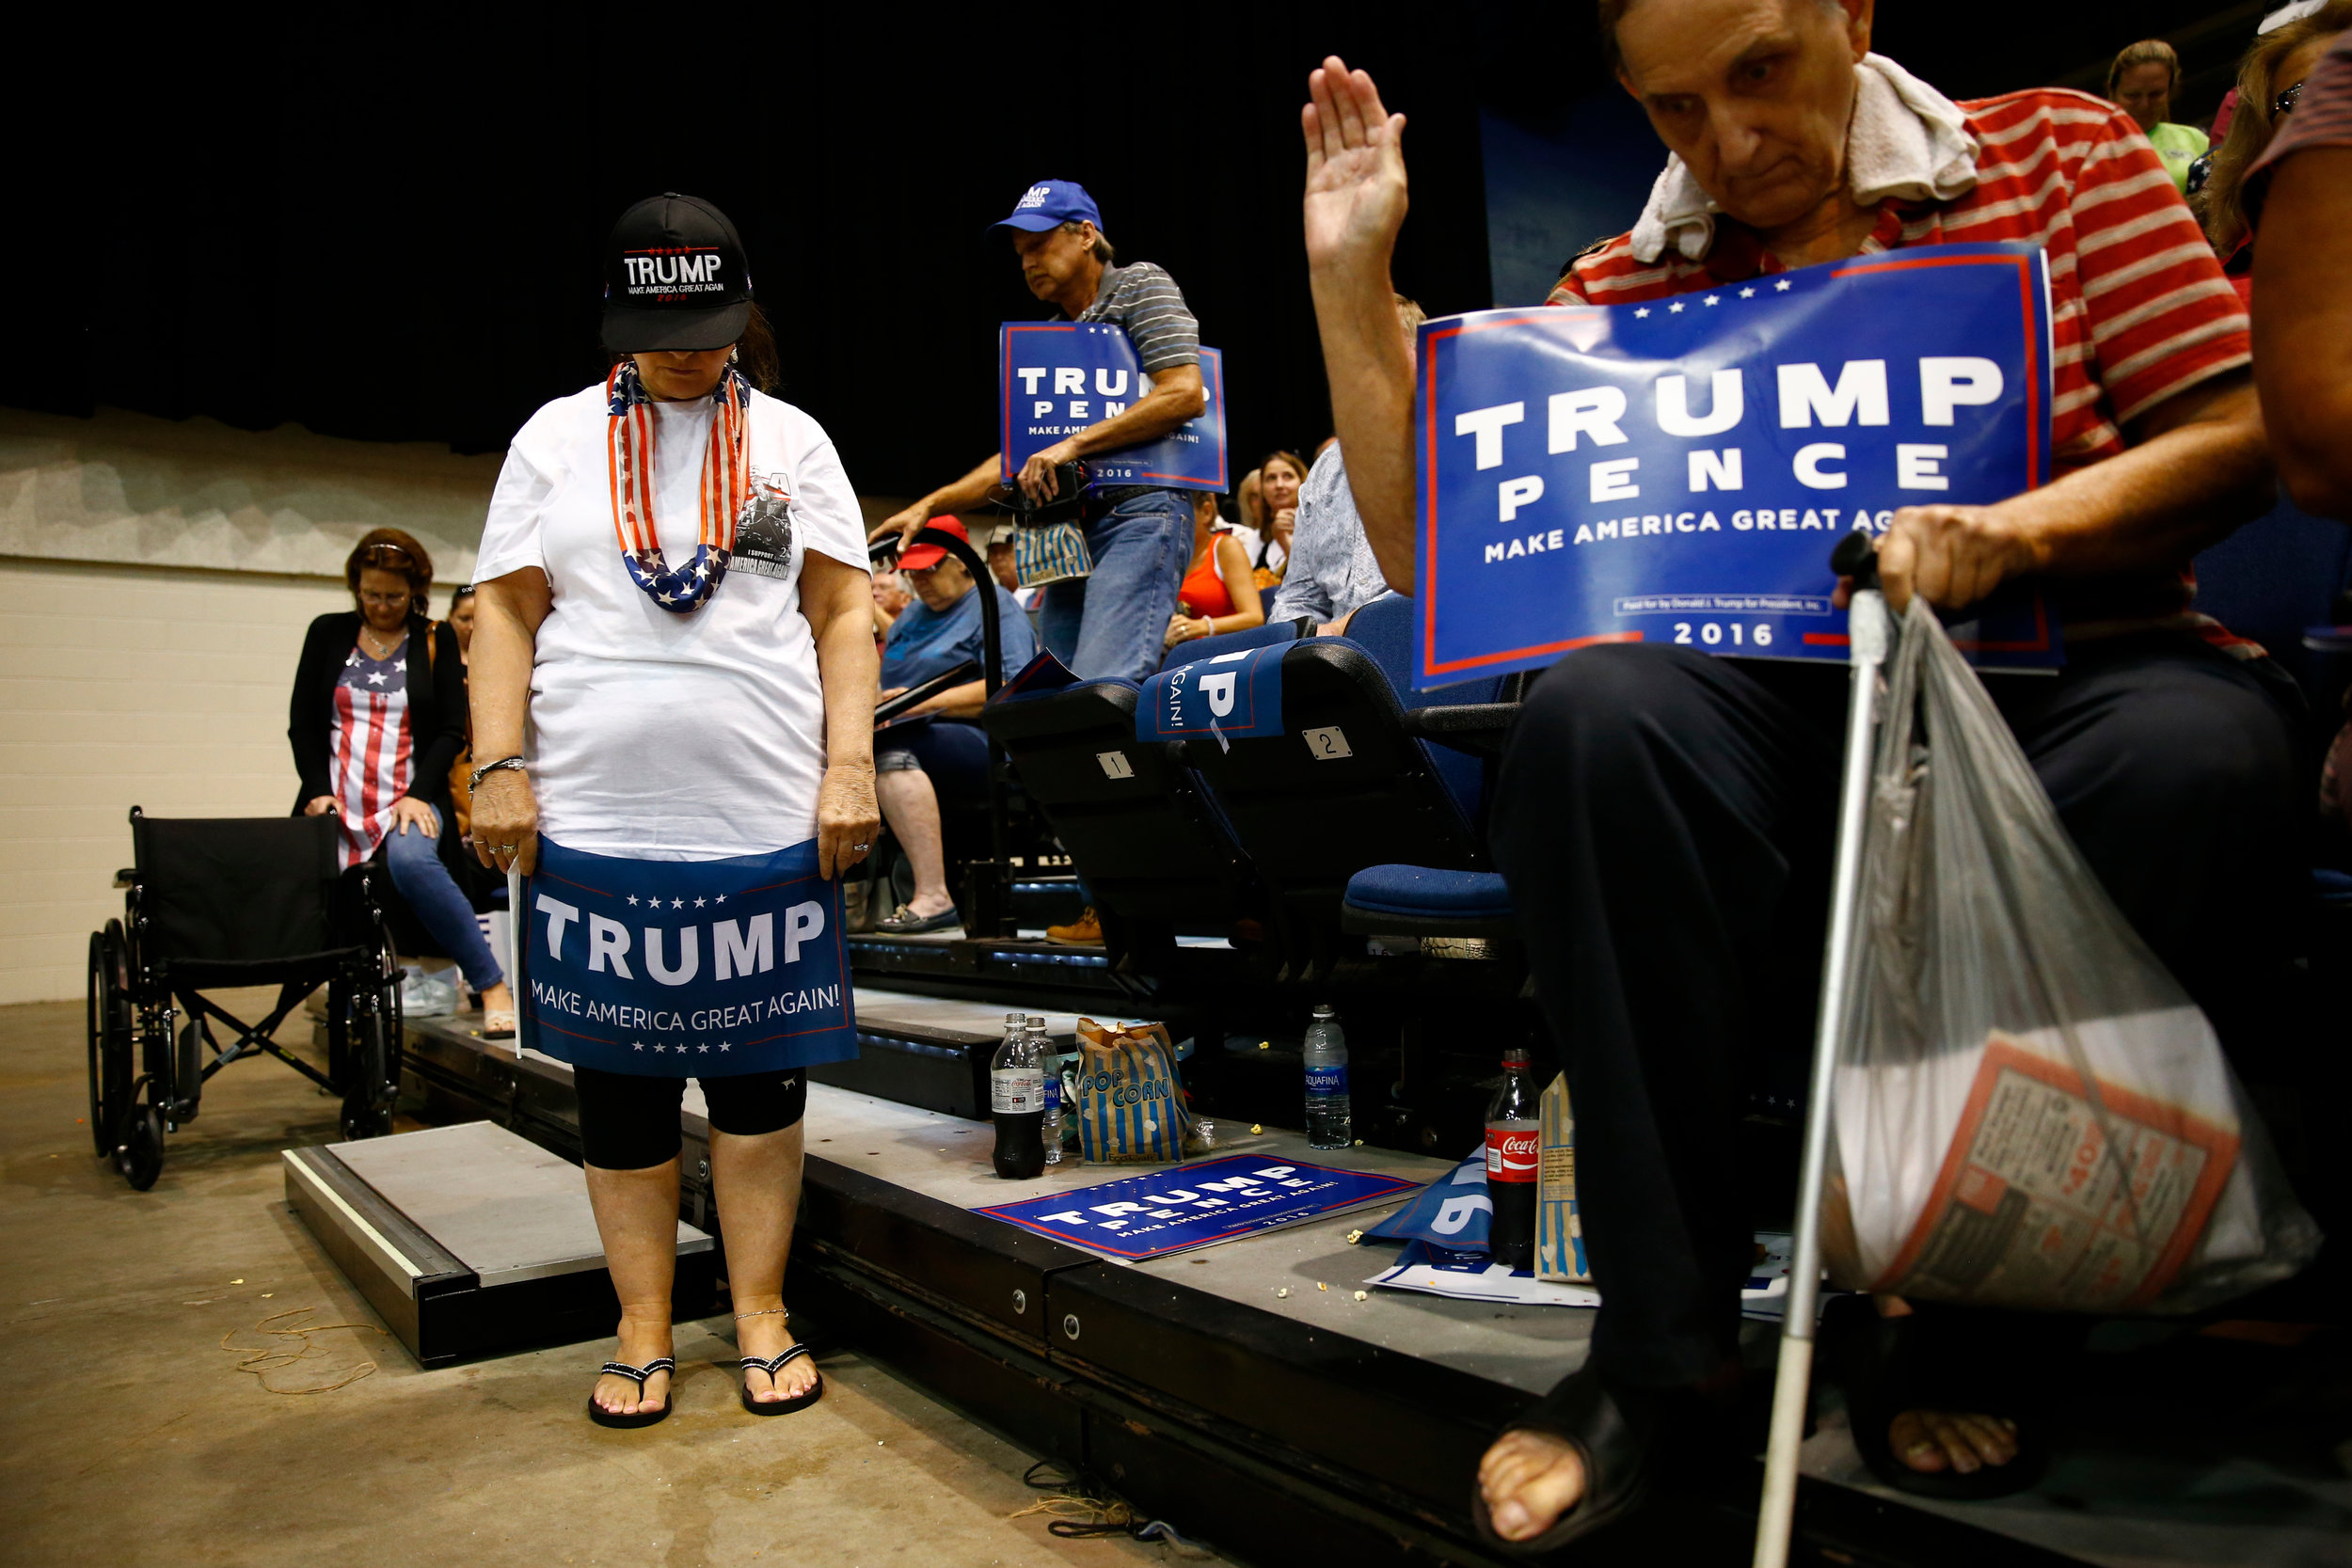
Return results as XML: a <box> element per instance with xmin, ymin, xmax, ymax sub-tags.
<box><xmin>290</xmin><ymin>530</ymin><xmax>515</xmax><ymax>1034</ymax></box>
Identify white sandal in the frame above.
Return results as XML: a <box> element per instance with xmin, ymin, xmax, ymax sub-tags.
<box><xmin>483</xmin><ymin>1008</ymin><xmax>516</xmax><ymax>1039</ymax></box>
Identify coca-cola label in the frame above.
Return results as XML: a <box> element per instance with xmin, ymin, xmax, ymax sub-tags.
<box><xmin>1305</xmin><ymin>1064</ymin><xmax>1349</xmax><ymax>1098</ymax></box>
<box><xmin>993</xmin><ymin>1068</ymin><xmax>1043</xmax><ymax>1114</ymax></box>
<box><xmin>1486</xmin><ymin>1124</ymin><xmax>1539</xmax><ymax>1183</ymax></box>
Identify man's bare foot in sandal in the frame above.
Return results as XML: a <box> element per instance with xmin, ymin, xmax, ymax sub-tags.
<box><xmin>1479</xmin><ymin>1430</ymin><xmax>1587</xmax><ymax>1543</ymax></box>
<box><xmin>589</xmin><ymin>1310</ymin><xmax>673</xmax><ymax>1424</ymax></box>
<box><xmin>736</xmin><ymin>1304</ymin><xmax>819</xmax><ymax>1409</ymax></box>
<box><xmin>1889</xmin><ymin>1408</ymin><xmax>2020</xmax><ymax>1477</ymax></box>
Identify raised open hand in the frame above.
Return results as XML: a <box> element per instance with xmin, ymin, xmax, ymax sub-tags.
<box><xmin>1302</xmin><ymin>56</ymin><xmax>1408</xmax><ymax>276</ymax></box>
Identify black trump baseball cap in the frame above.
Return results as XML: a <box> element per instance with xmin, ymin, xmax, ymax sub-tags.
<box><xmin>601</xmin><ymin>193</ymin><xmax>753</xmax><ymax>353</ymax></box>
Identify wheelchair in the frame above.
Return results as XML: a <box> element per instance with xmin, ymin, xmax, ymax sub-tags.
<box><xmin>86</xmin><ymin>808</ymin><xmax>405</xmax><ymax>1191</ymax></box>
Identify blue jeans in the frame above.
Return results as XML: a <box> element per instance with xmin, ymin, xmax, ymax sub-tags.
<box><xmin>1038</xmin><ymin>489</ymin><xmax>1192</xmax><ymax>682</ymax></box>
<box><xmin>385</xmin><ymin>816</ymin><xmax>504</xmax><ymax>992</ymax></box>
<box><xmin>875</xmin><ymin>717</ymin><xmax>992</xmax><ymax>800</ymax></box>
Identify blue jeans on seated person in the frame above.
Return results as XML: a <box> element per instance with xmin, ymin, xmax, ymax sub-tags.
<box><xmin>874</xmin><ymin>717</ymin><xmax>992</xmax><ymax>800</ymax></box>
<box><xmin>385</xmin><ymin>816</ymin><xmax>504</xmax><ymax>993</ymax></box>
<box><xmin>1038</xmin><ymin>488</ymin><xmax>1192</xmax><ymax>683</ymax></box>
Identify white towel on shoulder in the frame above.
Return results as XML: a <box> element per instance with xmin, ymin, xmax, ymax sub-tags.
<box><xmin>1629</xmin><ymin>52</ymin><xmax>1981</xmax><ymax>264</ymax></box>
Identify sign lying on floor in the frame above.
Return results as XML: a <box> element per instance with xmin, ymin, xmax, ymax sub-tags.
<box><xmin>1413</xmin><ymin>241</ymin><xmax>2058</xmax><ymax>687</ymax></box>
<box><xmin>1363</xmin><ymin>1232</ymin><xmax>1822</xmax><ymax>1321</ymax></box>
<box><xmin>976</xmin><ymin>1155</ymin><xmax>1419</xmax><ymax>1260</ymax></box>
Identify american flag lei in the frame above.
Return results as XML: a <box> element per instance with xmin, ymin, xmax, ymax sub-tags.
<box><xmin>605</xmin><ymin>358</ymin><xmax>752</xmax><ymax>612</ymax></box>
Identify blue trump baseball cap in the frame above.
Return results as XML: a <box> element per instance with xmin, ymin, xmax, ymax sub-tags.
<box><xmin>992</xmin><ymin>179</ymin><xmax>1102</xmax><ymax>235</ymax></box>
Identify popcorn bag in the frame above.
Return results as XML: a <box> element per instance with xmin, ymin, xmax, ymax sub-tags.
<box><xmin>1537</xmin><ymin>1072</ymin><xmax>1590</xmax><ymax>1284</ymax></box>
<box><xmin>1824</xmin><ymin>601</ymin><xmax>2321</xmax><ymax>1312</ymax></box>
<box><xmin>1072</xmin><ymin>1019</ymin><xmax>1200</xmax><ymax>1164</ymax></box>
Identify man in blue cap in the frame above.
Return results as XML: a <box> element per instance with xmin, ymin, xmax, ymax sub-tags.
<box><xmin>873</xmin><ymin>180</ymin><xmax>1206</xmax><ymax>685</ymax></box>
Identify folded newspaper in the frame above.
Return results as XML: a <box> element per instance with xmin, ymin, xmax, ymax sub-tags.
<box><xmin>1830</xmin><ymin>1012</ymin><xmax>2253</xmax><ymax>1311</ymax></box>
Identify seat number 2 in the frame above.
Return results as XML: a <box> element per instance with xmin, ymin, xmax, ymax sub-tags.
<box><xmin>1303</xmin><ymin>726</ymin><xmax>1353</xmax><ymax>759</ymax></box>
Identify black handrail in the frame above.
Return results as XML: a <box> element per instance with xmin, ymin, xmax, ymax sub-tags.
<box><xmin>868</xmin><ymin>529</ymin><xmax>1017</xmax><ymax>937</ymax></box>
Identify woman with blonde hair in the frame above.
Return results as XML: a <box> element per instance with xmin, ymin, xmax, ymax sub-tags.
<box><xmin>2107</xmin><ymin>39</ymin><xmax>2208</xmax><ymax>192</ymax></box>
<box><xmin>2199</xmin><ymin>0</ymin><xmax>2352</xmax><ymax>296</ymax></box>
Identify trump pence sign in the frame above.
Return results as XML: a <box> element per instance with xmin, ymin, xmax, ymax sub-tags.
<box><xmin>1413</xmin><ymin>243</ymin><xmax>2055</xmax><ymax>687</ymax></box>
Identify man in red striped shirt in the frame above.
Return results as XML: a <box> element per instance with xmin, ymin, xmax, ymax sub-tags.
<box><xmin>1301</xmin><ymin>0</ymin><xmax>2296</xmax><ymax>1548</ymax></box>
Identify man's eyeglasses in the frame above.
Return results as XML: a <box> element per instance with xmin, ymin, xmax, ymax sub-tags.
<box><xmin>2276</xmin><ymin>79</ymin><xmax>2305</xmax><ymax>117</ymax></box>
<box><xmin>358</xmin><ymin>590</ymin><xmax>412</xmax><ymax>608</ymax></box>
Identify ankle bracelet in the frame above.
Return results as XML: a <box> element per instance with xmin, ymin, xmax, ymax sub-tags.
<box><xmin>733</xmin><ymin>1307</ymin><xmax>788</xmax><ymax>1320</ymax></box>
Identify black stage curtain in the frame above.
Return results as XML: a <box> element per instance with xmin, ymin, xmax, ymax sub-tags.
<box><xmin>16</xmin><ymin>6</ymin><xmax>1492</xmax><ymax>499</ymax></box>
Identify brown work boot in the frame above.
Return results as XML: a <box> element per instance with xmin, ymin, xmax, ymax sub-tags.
<box><xmin>1045</xmin><ymin>907</ymin><xmax>1104</xmax><ymax>946</ymax></box>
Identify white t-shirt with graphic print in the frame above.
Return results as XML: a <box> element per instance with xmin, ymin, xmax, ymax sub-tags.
<box><xmin>472</xmin><ymin>382</ymin><xmax>869</xmax><ymax>862</ymax></box>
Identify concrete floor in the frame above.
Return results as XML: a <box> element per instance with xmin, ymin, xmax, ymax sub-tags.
<box><xmin>1</xmin><ymin>993</ymin><xmax>1222</xmax><ymax>1568</ymax></box>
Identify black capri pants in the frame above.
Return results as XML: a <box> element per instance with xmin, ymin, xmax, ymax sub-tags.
<box><xmin>574</xmin><ymin>1066</ymin><xmax>807</xmax><ymax>1170</ymax></box>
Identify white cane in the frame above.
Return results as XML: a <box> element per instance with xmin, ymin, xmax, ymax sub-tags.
<box><xmin>1752</xmin><ymin>535</ymin><xmax>1892</xmax><ymax>1568</ymax></box>
<box><xmin>506</xmin><ymin>862</ymin><xmax>524</xmax><ymax>1061</ymax></box>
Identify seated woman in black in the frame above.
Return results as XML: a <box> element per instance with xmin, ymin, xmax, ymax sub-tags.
<box><xmin>289</xmin><ymin>531</ymin><xmax>515</xmax><ymax>1034</ymax></box>
<box><xmin>872</xmin><ymin>517</ymin><xmax>1036</xmax><ymax>934</ymax></box>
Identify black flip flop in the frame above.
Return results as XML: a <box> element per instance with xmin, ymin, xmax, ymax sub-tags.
<box><xmin>1826</xmin><ymin>1296</ymin><xmax>2049</xmax><ymax>1499</ymax></box>
<box><xmin>740</xmin><ymin>1344</ymin><xmax>824</xmax><ymax>1416</ymax></box>
<box><xmin>587</xmin><ymin>1356</ymin><xmax>675</xmax><ymax>1429</ymax></box>
<box><xmin>1469</xmin><ymin>1366</ymin><xmax>1672</xmax><ymax>1555</ymax></box>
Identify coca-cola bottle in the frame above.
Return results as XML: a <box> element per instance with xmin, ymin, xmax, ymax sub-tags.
<box><xmin>1486</xmin><ymin>1046</ymin><xmax>1541</xmax><ymax>1270</ymax></box>
<box><xmin>991</xmin><ymin>1013</ymin><xmax>1046</xmax><ymax>1179</ymax></box>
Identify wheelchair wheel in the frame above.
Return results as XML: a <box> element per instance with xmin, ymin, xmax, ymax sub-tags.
<box><xmin>339</xmin><ymin>1008</ymin><xmax>395</xmax><ymax>1142</ymax></box>
<box><xmin>85</xmin><ymin>926</ymin><xmax>133</xmax><ymax>1158</ymax></box>
<box><xmin>118</xmin><ymin>1097</ymin><xmax>165</xmax><ymax>1192</ymax></box>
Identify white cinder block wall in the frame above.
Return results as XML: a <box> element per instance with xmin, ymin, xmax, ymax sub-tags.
<box><xmin>0</xmin><ymin>405</ymin><xmax>501</xmax><ymax>1004</ymax></box>
<box><xmin>0</xmin><ymin>561</ymin><xmax>358</xmax><ymax>1002</ymax></box>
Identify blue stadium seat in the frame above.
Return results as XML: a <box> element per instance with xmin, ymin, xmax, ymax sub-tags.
<box><xmin>2192</xmin><ymin>491</ymin><xmax>2352</xmax><ymax>705</ymax></box>
<box><xmin>1341</xmin><ymin>863</ymin><xmax>1516</xmax><ymax>940</ymax></box>
<box><xmin>1170</xmin><ymin>594</ymin><xmax>1521</xmax><ymax>967</ymax></box>
<box><xmin>981</xmin><ymin>665</ymin><xmax>1258</xmax><ymax>949</ymax></box>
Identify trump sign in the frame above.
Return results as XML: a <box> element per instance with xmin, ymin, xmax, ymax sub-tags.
<box><xmin>1001</xmin><ymin>325</ymin><xmax>1228</xmax><ymax>492</ymax></box>
<box><xmin>1413</xmin><ymin>243</ymin><xmax>2056</xmax><ymax>688</ymax></box>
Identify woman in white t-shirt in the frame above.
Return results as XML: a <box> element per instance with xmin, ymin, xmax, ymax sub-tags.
<box><xmin>469</xmin><ymin>195</ymin><xmax>880</xmax><ymax>1430</ymax></box>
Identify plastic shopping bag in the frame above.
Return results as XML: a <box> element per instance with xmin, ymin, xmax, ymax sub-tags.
<box><xmin>1824</xmin><ymin>599</ymin><xmax>2320</xmax><ymax>1313</ymax></box>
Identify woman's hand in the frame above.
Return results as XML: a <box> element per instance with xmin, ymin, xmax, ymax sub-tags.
<box><xmin>469</xmin><ymin>769</ymin><xmax>540</xmax><ymax>875</ymax></box>
<box><xmin>1164</xmin><ymin>613</ymin><xmax>1209</xmax><ymax>650</ymax></box>
<box><xmin>1303</xmin><ymin>56</ymin><xmax>1409</xmax><ymax>277</ymax></box>
<box><xmin>816</xmin><ymin>761</ymin><xmax>880</xmax><ymax>882</ymax></box>
<box><xmin>389</xmin><ymin>797</ymin><xmax>440</xmax><ymax>837</ymax></box>
<box><xmin>303</xmin><ymin>796</ymin><xmax>338</xmax><ymax>817</ymax></box>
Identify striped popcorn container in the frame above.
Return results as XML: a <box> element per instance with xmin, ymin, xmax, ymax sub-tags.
<box><xmin>1073</xmin><ymin>1018</ymin><xmax>1192</xmax><ymax>1164</ymax></box>
<box><xmin>1537</xmin><ymin>1071</ymin><xmax>1590</xmax><ymax>1283</ymax></box>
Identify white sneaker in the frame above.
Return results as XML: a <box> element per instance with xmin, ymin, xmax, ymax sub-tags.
<box><xmin>400</xmin><ymin>968</ymin><xmax>459</xmax><ymax>1018</ymax></box>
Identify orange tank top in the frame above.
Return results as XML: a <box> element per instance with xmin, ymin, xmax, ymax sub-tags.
<box><xmin>1178</xmin><ymin>541</ymin><xmax>1235</xmax><ymax>620</ymax></box>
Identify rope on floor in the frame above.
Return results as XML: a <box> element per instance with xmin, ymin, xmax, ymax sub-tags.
<box><xmin>220</xmin><ymin>1306</ymin><xmax>388</xmax><ymax>1395</ymax></box>
<box><xmin>1014</xmin><ymin>1460</ymin><xmax>1200</xmax><ymax>1547</ymax></box>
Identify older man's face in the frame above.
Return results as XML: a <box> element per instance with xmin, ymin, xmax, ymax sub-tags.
<box><xmin>1617</xmin><ymin>0</ymin><xmax>1871</xmax><ymax>235</ymax></box>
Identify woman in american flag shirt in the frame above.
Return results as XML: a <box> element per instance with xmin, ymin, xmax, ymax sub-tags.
<box><xmin>288</xmin><ymin>530</ymin><xmax>516</xmax><ymax>1033</ymax></box>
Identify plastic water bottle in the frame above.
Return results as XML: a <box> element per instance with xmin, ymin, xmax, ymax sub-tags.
<box><xmin>991</xmin><ymin>1013</ymin><xmax>1045</xmax><ymax>1179</ymax></box>
<box><xmin>1303</xmin><ymin>1004</ymin><xmax>1352</xmax><ymax>1149</ymax></box>
<box><xmin>1033</xmin><ymin>1017</ymin><xmax>1065</xmax><ymax>1167</ymax></box>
